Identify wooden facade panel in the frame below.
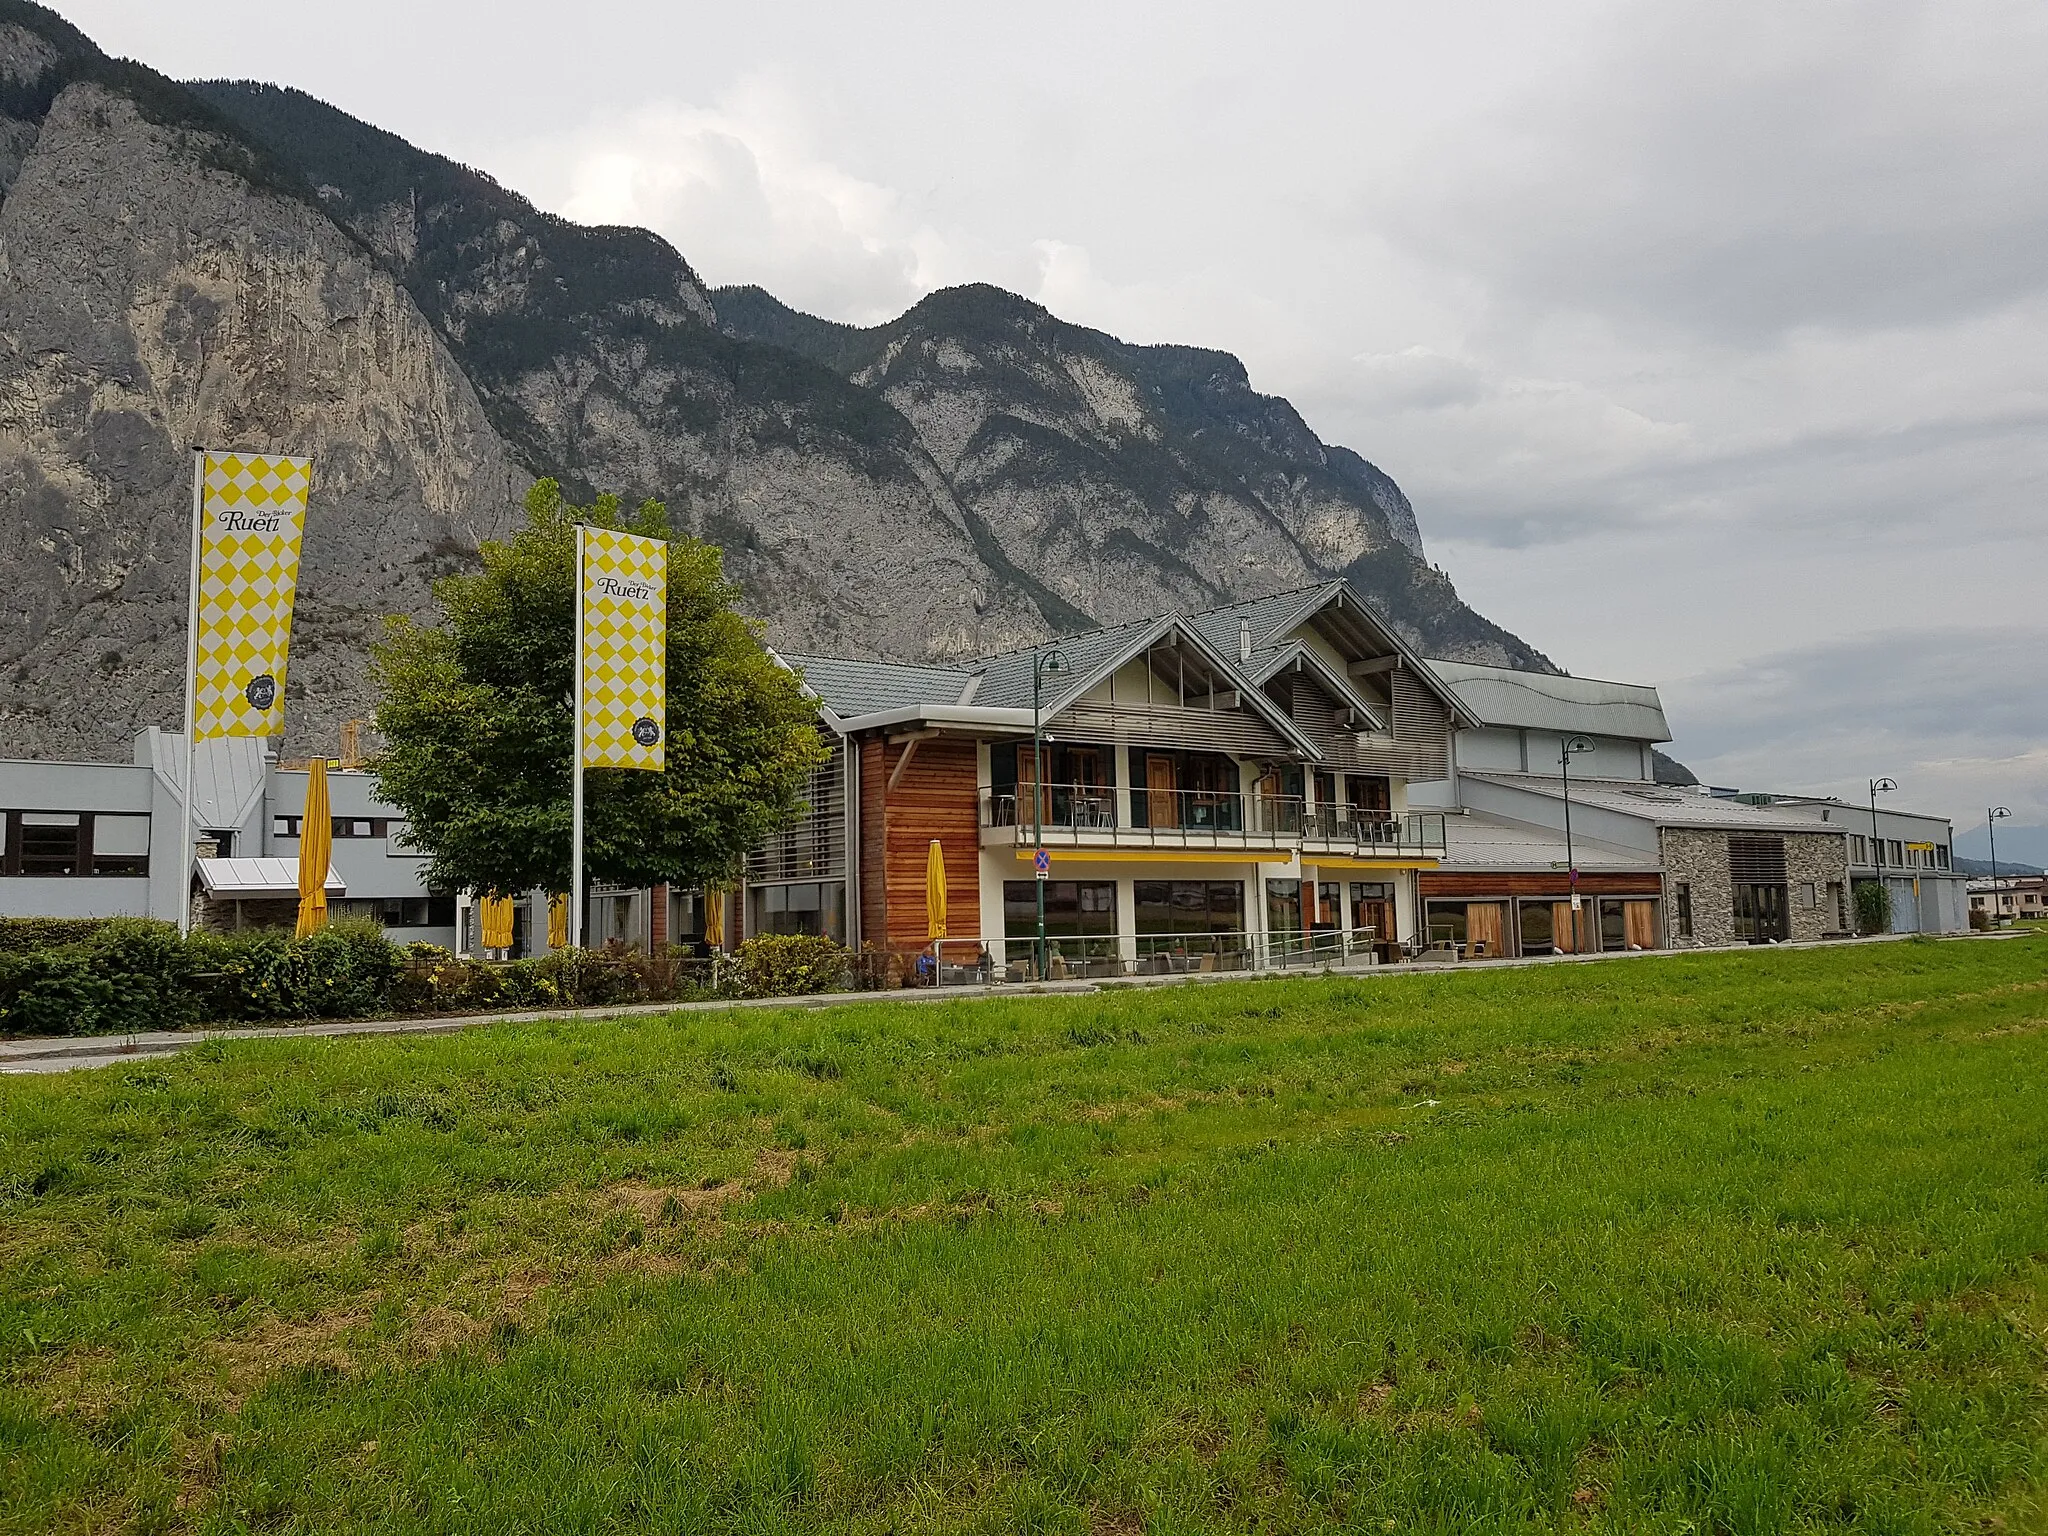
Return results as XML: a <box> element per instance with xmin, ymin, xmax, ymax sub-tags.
<box><xmin>873</xmin><ymin>736</ymin><xmax>982</xmax><ymax>953</ymax></box>
<box><xmin>1053</xmin><ymin>700</ymin><xmax>1292</xmax><ymax>756</ymax></box>
<box><xmin>1421</xmin><ymin>871</ymin><xmax>1662</xmax><ymax>898</ymax></box>
<box><xmin>858</xmin><ymin>737</ymin><xmax>887</xmax><ymax>950</ymax></box>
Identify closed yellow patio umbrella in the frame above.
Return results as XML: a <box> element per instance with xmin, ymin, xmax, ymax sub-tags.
<box><xmin>479</xmin><ymin>894</ymin><xmax>515</xmax><ymax>951</ymax></box>
<box><xmin>925</xmin><ymin>838</ymin><xmax>947</xmax><ymax>942</ymax></box>
<box><xmin>294</xmin><ymin>759</ymin><xmax>332</xmax><ymax>939</ymax></box>
<box><xmin>548</xmin><ymin>893</ymin><xmax>568</xmax><ymax>949</ymax></box>
<box><xmin>704</xmin><ymin>888</ymin><xmax>725</xmax><ymax>950</ymax></box>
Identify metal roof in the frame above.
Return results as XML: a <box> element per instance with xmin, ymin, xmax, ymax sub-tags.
<box><xmin>196</xmin><ymin>858</ymin><xmax>345</xmax><ymax>898</ymax></box>
<box><xmin>1424</xmin><ymin>659</ymin><xmax>1671</xmax><ymax>743</ymax></box>
<box><xmin>1464</xmin><ymin>774</ymin><xmax>1843</xmax><ymax>833</ymax></box>
<box><xmin>1441</xmin><ymin>810</ymin><xmax>1660</xmax><ymax>872</ymax></box>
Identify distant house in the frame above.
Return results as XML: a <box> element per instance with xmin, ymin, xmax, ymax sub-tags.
<box><xmin>1970</xmin><ymin>875</ymin><xmax>2046</xmax><ymax>924</ymax></box>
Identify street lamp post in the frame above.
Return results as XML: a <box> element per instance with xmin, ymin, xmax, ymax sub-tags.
<box><xmin>1560</xmin><ymin>735</ymin><xmax>1594</xmax><ymax>954</ymax></box>
<box><xmin>1988</xmin><ymin>806</ymin><xmax>2013</xmax><ymax>926</ymax></box>
<box><xmin>1030</xmin><ymin>646</ymin><xmax>1070</xmax><ymax>979</ymax></box>
<box><xmin>1866</xmin><ymin>777</ymin><xmax>1897</xmax><ymax>934</ymax></box>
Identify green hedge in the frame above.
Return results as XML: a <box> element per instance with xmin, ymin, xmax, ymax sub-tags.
<box><xmin>0</xmin><ymin>917</ymin><xmax>113</xmax><ymax>956</ymax></box>
<box><xmin>0</xmin><ymin>921</ymin><xmax>723</xmax><ymax>1037</ymax></box>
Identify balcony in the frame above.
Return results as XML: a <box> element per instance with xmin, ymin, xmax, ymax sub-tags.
<box><xmin>981</xmin><ymin>784</ymin><xmax>1294</xmax><ymax>854</ymax></box>
<box><xmin>978</xmin><ymin>785</ymin><xmax>1445</xmax><ymax>860</ymax></box>
<box><xmin>1295</xmin><ymin>806</ymin><xmax>1447</xmax><ymax>859</ymax></box>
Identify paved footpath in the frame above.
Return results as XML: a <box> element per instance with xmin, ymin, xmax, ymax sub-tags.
<box><xmin>0</xmin><ymin>930</ymin><xmax>2010</xmax><ymax>1077</ymax></box>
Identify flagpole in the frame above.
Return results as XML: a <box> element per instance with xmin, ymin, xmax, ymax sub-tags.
<box><xmin>177</xmin><ymin>450</ymin><xmax>204</xmax><ymax>937</ymax></box>
<box><xmin>570</xmin><ymin>523</ymin><xmax>586</xmax><ymax>951</ymax></box>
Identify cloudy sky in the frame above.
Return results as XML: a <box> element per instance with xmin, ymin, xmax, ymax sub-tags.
<box><xmin>69</xmin><ymin>0</ymin><xmax>2048</xmax><ymax>840</ymax></box>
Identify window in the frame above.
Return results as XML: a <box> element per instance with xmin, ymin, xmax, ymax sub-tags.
<box><xmin>1003</xmin><ymin>880</ymin><xmax>1116</xmax><ymax>959</ymax></box>
<box><xmin>1733</xmin><ymin>883</ymin><xmax>1787</xmax><ymax>943</ymax></box>
<box><xmin>337</xmin><ymin>896</ymin><xmax>456</xmax><ymax>928</ymax></box>
<box><xmin>1132</xmin><ymin>880</ymin><xmax>1243</xmax><ymax>937</ymax></box>
<box><xmin>749</xmin><ymin>880</ymin><xmax>847</xmax><ymax>942</ymax></box>
<box><xmin>1831</xmin><ymin>882</ymin><xmax>1848</xmax><ymax>932</ymax></box>
<box><xmin>3</xmin><ymin>811</ymin><xmax>151</xmax><ymax>878</ymax></box>
<box><xmin>1675</xmin><ymin>881</ymin><xmax>1693</xmax><ymax>937</ymax></box>
<box><xmin>1350</xmin><ymin>882</ymin><xmax>1396</xmax><ymax>943</ymax></box>
<box><xmin>1935</xmin><ymin>846</ymin><xmax>1949</xmax><ymax>869</ymax></box>
<box><xmin>1887</xmin><ymin>840</ymin><xmax>1903</xmax><ymax>866</ymax></box>
<box><xmin>1849</xmin><ymin>835</ymin><xmax>1867</xmax><ymax>865</ymax></box>
<box><xmin>91</xmin><ymin>814</ymin><xmax>150</xmax><ymax>876</ymax></box>
<box><xmin>1799</xmin><ymin>882</ymin><xmax>1817</xmax><ymax>909</ymax></box>
<box><xmin>1265</xmin><ymin>878</ymin><xmax>1304</xmax><ymax>938</ymax></box>
<box><xmin>274</xmin><ymin>816</ymin><xmax>391</xmax><ymax>839</ymax></box>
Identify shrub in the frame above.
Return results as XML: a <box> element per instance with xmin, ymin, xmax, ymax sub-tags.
<box><xmin>0</xmin><ymin>947</ymin><xmax>115</xmax><ymax>1035</ymax></box>
<box><xmin>0</xmin><ymin>917</ymin><xmax>111</xmax><ymax>956</ymax></box>
<box><xmin>729</xmin><ymin>934</ymin><xmax>852</xmax><ymax>998</ymax></box>
<box><xmin>1854</xmin><ymin>881</ymin><xmax>1892</xmax><ymax>936</ymax></box>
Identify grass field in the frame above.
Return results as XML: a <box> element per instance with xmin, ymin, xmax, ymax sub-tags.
<box><xmin>3</xmin><ymin>938</ymin><xmax>2046</xmax><ymax>1534</ymax></box>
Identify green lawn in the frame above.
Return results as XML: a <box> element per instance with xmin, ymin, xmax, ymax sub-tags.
<box><xmin>4</xmin><ymin>939</ymin><xmax>2046</xmax><ymax>1534</ymax></box>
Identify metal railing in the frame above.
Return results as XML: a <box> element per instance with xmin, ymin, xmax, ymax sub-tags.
<box><xmin>980</xmin><ymin>785</ymin><xmax>1445</xmax><ymax>855</ymax></box>
<box><xmin>911</xmin><ymin>929</ymin><xmax>1400</xmax><ymax>986</ymax></box>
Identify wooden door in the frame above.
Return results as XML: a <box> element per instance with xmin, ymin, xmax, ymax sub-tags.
<box><xmin>1467</xmin><ymin>902</ymin><xmax>1505</xmax><ymax>957</ymax></box>
<box><xmin>1624</xmin><ymin>900</ymin><xmax>1659</xmax><ymax>950</ymax></box>
<box><xmin>1552</xmin><ymin>901</ymin><xmax>1581</xmax><ymax>953</ymax></box>
<box><xmin>1146</xmin><ymin>756</ymin><xmax>1178</xmax><ymax>828</ymax></box>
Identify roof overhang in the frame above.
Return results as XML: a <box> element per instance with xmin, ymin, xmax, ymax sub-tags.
<box><xmin>196</xmin><ymin>857</ymin><xmax>346</xmax><ymax>898</ymax></box>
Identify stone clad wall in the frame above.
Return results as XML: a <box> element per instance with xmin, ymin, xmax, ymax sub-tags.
<box><xmin>1660</xmin><ymin>829</ymin><xmax>1734</xmax><ymax>948</ymax></box>
<box><xmin>1659</xmin><ymin>827</ymin><xmax>1850</xmax><ymax>947</ymax></box>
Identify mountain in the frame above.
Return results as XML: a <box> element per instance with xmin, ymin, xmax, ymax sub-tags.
<box><xmin>0</xmin><ymin>1</ymin><xmax>1551</xmax><ymax>761</ymax></box>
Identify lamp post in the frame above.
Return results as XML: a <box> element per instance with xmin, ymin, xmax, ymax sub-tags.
<box><xmin>1030</xmin><ymin>646</ymin><xmax>1070</xmax><ymax>979</ymax></box>
<box><xmin>1988</xmin><ymin>806</ymin><xmax>2012</xmax><ymax>925</ymax></box>
<box><xmin>1560</xmin><ymin>735</ymin><xmax>1593</xmax><ymax>954</ymax></box>
<box><xmin>1865</xmin><ymin>777</ymin><xmax>1897</xmax><ymax>934</ymax></box>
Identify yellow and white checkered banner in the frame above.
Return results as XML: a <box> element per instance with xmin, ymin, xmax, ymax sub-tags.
<box><xmin>579</xmin><ymin>526</ymin><xmax>667</xmax><ymax>770</ymax></box>
<box><xmin>192</xmin><ymin>452</ymin><xmax>312</xmax><ymax>740</ymax></box>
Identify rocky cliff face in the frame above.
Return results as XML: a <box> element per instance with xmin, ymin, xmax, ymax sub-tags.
<box><xmin>0</xmin><ymin>2</ymin><xmax>1549</xmax><ymax>762</ymax></box>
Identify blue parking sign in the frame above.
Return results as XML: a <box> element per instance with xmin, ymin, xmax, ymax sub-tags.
<box><xmin>1034</xmin><ymin>848</ymin><xmax>1051</xmax><ymax>879</ymax></box>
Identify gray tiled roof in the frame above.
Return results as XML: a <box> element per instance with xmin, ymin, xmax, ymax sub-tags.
<box><xmin>966</xmin><ymin>616</ymin><xmax>1164</xmax><ymax>711</ymax></box>
<box><xmin>781</xmin><ymin>653</ymin><xmax>974</xmax><ymax>718</ymax></box>
<box><xmin>1186</xmin><ymin>583</ymin><xmax>1342</xmax><ymax>660</ymax></box>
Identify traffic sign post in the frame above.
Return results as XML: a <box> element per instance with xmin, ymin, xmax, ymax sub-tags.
<box><xmin>1034</xmin><ymin>848</ymin><xmax>1051</xmax><ymax>880</ymax></box>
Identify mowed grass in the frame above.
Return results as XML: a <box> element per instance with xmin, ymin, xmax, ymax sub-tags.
<box><xmin>4</xmin><ymin>940</ymin><xmax>2047</xmax><ymax>1534</ymax></box>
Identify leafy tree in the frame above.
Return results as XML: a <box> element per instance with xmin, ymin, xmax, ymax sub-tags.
<box><xmin>372</xmin><ymin>480</ymin><xmax>825</xmax><ymax>900</ymax></box>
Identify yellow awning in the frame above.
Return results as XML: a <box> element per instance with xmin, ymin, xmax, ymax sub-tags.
<box><xmin>1012</xmin><ymin>847</ymin><xmax>1295</xmax><ymax>865</ymax></box>
<box><xmin>1304</xmin><ymin>857</ymin><xmax>1442</xmax><ymax>872</ymax></box>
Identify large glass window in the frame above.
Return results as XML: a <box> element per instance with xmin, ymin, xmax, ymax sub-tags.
<box><xmin>1426</xmin><ymin>901</ymin><xmax>1468</xmax><ymax>946</ymax></box>
<box><xmin>749</xmin><ymin>880</ymin><xmax>847</xmax><ymax>942</ymax></box>
<box><xmin>1265</xmin><ymin>878</ymin><xmax>1304</xmax><ymax>940</ymax></box>
<box><xmin>1003</xmin><ymin>880</ymin><xmax>1117</xmax><ymax>959</ymax></box>
<box><xmin>1519</xmin><ymin>900</ymin><xmax>1555</xmax><ymax>953</ymax></box>
<box><xmin>90</xmin><ymin>814</ymin><xmax>150</xmax><ymax>876</ymax></box>
<box><xmin>1133</xmin><ymin>880</ymin><xmax>1245</xmax><ymax>963</ymax></box>
<box><xmin>1130</xmin><ymin>749</ymin><xmax>1243</xmax><ymax>830</ymax></box>
<box><xmin>1732</xmin><ymin>883</ymin><xmax>1787</xmax><ymax>943</ymax></box>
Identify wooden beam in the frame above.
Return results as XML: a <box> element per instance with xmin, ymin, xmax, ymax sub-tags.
<box><xmin>886</xmin><ymin>730</ymin><xmax>938</xmax><ymax>791</ymax></box>
<box><xmin>1348</xmin><ymin>656</ymin><xmax>1400</xmax><ymax>677</ymax></box>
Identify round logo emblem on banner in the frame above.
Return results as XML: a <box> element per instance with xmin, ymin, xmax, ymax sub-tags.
<box><xmin>244</xmin><ymin>674</ymin><xmax>277</xmax><ymax>710</ymax></box>
<box><xmin>631</xmin><ymin>717</ymin><xmax>661</xmax><ymax>747</ymax></box>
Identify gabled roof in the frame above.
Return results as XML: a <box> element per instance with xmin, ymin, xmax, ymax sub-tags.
<box><xmin>771</xmin><ymin>577</ymin><xmax>1476</xmax><ymax>751</ymax></box>
<box><xmin>1240</xmin><ymin>640</ymin><xmax>1388</xmax><ymax>730</ymax></box>
<box><xmin>1190</xmin><ymin>581</ymin><xmax>1478</xmax><ymax>727</ymax></box>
